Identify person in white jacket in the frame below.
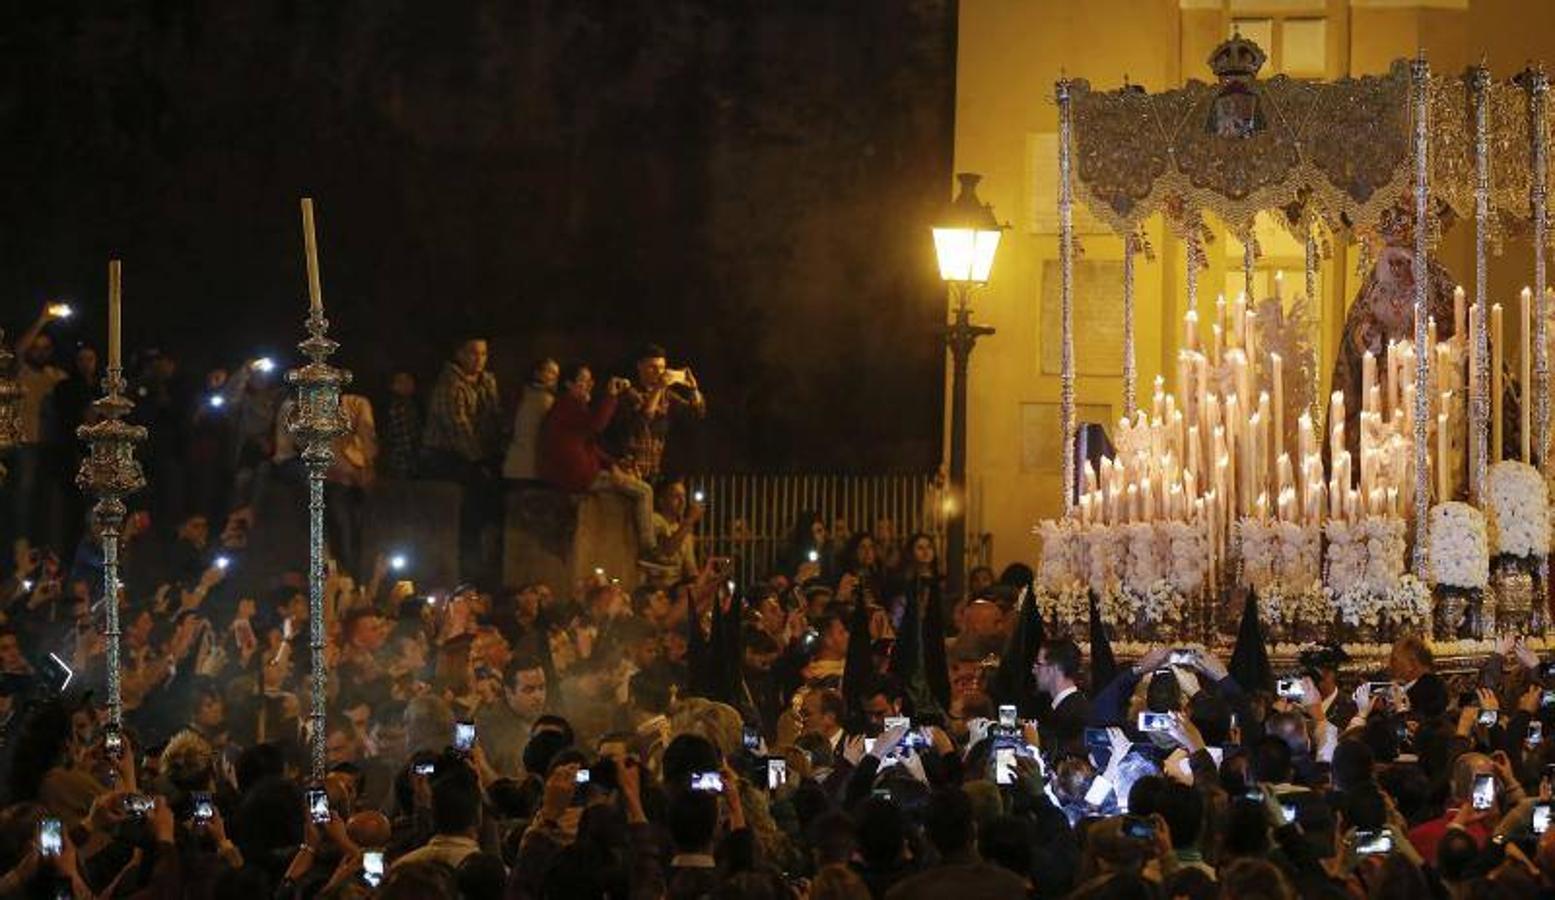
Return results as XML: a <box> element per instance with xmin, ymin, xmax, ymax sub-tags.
<box><xmin>502</xmin><ymin>357</ymin><xmax>559</xmax><ymax>480</ymax></box>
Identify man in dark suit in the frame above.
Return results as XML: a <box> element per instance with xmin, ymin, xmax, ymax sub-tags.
<box><xmin>1390</xmin><ymin>635</ymin><xmax>1448</xmax><ymax>721</ymax></box>
<box><xmin>1298</xmin><ymin>643</ymin><xmax>1358</xmax><ymax>730</ymax></box>
<box><xmin>1032</xmin><ymin>638</ymin><xmax>1090</xmax><ymax>756</ymax></box>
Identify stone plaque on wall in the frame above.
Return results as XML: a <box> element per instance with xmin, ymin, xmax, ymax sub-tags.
<box><xmin>1040</xmin><ymin>258</ymin><xmax>1125</xmax><ymax>376</ymax></box>
<box><xmin>1020</xmin><ymin>402</ymin><xmax>1112</xmax><ymax>473</ymax></box>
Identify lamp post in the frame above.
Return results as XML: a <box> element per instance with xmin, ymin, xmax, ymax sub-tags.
<box><xmin>933</xmin><ymin>173</ymin><xmax>1004</xmax><ymax>601</ymax></box>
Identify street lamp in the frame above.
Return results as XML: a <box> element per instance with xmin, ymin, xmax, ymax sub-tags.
<box><xmin>933</xmin><ymin>172</ymin><xmax>1005</xmax><ymax>601</ymax></box>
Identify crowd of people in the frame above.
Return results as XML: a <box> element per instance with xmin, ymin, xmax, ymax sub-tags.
<box><xmin>5</xmin><ymin>305</ymin><xmax>1555</xmax><ymax>898</ymax></box>
<box><xmin>2</xmin><ymin>302</ymin><xmax>707</xmax><ymax>583</ymax></box>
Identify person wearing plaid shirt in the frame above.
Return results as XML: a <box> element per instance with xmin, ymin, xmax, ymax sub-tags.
<box><xmin>606</xmin><ymin>343</ymin><xmax>706</xmax><ymax>480</ymax></box>
<box><xmin>422</xmin><ymin>339</ymin><xmax>503</xmax><ymax>475</ymax></box>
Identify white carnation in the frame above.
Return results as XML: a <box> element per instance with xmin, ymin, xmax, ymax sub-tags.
<box><xmin>1427</xmin><ymin>502</ymin><xmax>1489</xmax><ymax>589</ymax></box>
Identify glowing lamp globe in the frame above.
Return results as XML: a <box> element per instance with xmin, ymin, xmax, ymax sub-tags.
<box><xmin>932</xmin><ymin>173</ymin><xmax>1004</xmax><ymax>285</ymax></box>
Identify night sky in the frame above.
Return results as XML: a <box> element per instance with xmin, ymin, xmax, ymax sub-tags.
<box><xmin>0</xmin><ymin>1</ymin><xmax>956</xmax><ymax>472</ymax></box>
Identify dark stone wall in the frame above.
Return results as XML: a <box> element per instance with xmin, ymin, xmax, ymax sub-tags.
<box><xmin>0</xmin><ymin>0</ymin><xmax>955</xmax><ymax>472</ymax></box>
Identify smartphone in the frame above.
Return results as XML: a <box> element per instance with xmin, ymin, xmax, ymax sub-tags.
<box><xmin>1275</xmin><ymin>678</ymin><xmax>1302</xmax><ymax>700</ymax></box>
<box><xmin>884</xmin><ymin>716</ymin><xmax>911</xmax><ymax>733</ymax></box>
<box><xmin>1477</xmin><ymin>709</ymin><xmax>1499</xmax><ymax>727</ymax></box>
<box><xmin>1279</xmin><ymin>800</ymin><xmax>1297</xmax><ymax>825</ymax></box>
<box><xmin>1243</xmin><ymin>787</ymin><xmax>1266</xmax><ymax>803</ymax></box>
<box><xmin>1168</xmin><ymin>649</ymin><xmax>1195</xmax><ymax>666</ymax></box>
<box><xmin>413</xmin><ymin>761</ymin><xmax>435</xmax><ymax>776</ymax></box>
<box><xmin>453</xmin><ymin>721</ymin><xmax>476</xmax><ymax>754</ymax></box>
<box><xmin>690</xmin><ymin>771</ymin><xmax>724</xmax><ymax>793</ymax></box>
<box><xmin>994</xmin><ymin>747</ymin><xmax>1017</xmax><ymax>785</ymax></box>
<box><xmin>998</xmin><ymin>705</ymin><xmax>1018</xmax><ymax>728</ymax></box>
<box><xmin>572</xmin><ymin>767</ymin><xmax>592</xmax><ymax>805</ymax></box>
<box><xmin>192</xmin><ymin>791</ymin><xmax>214</xmax><ymax>825</ymax></box>
<box><xmin>1472</xmin><ymin>773</ymin><xmax>1496</xmax><ymax>811</ymax></box>
<box><xmin>123</xmin><ymin>794</ymin><xmax>154</xmax><ymax>817</ymax></box>
<box><xmin>1531</xmin><ymin>722</ymin><xmax>1545</xmax><ymax>746</ymax></box>
<box><xmin>362</xmin><ymin>850</ymin><xmax>385</xmax><ymax>888</ymax></box>
<box><xmin>306</xmin><ymin>786</ymin><xmax>331</xmax><ymax>824</ymax></box>
<box><xmin>806</xmin><ymin>549</ymin><xmax>820</xmax><ymax>563</ymax></box>
<box><xmin>1137</xmin><ymin>711</ymin><xmax>1173</xmax><ymax>733</ymax></box>
<box><xmin>766</xmin><ymin>757</ymin><xmax>788</xmax><ymax>791</ymax></box>
<box><xmin>1367</xmin><ymin>682</ymin><xmax>1395</xmax><ymax>703</ymax></box>
<box><xmin>1122</xmin><ymin>815</ymin><xmax>1157</xmax><ymax>840</ymax></box>
<box><xmin>742</xmin><ymin>726</ymin><xmax>761</xmax><ymax>753</ymax></box>
<box><xmin>1354</xmin><ymin>829</ymin><xmax>1393</xmax><ymax>855</ymax></box>
<box><xmin>1543</xmin><ymin>690</ymin><xmax>1555</xmax><ymax>709</ymax></box>
<box><xmin>863</xmin><ymin>738</ymin><xmax>876</xmax><ymax>755</ymax></box>
<box><xmin>37</xmin><ymin>818</ymin><xmax>62</xmax><ymax>858</ymax></box>
<box><xmin>1535</xmin><ymin>802</ymin><xmax>1554</xmax><ymax>835</ymax></box>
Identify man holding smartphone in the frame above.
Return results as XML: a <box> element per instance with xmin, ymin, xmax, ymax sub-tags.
<box><xmin>1031</xmin><ymin>638</ymin><xmax>1090</xmax><ymax>755</ymax></box>
<box><xmin>604</xmin><ymin>343</ymin><xmax>707</xmax><ymax>482</ymax></box>
<box><xmin>1405</xmin><ymin>751</ymin><xmax>1521</xmax><ymax>861</ymax></box>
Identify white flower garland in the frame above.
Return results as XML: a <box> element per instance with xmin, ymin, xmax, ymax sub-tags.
<box><xmin>1122</xmin><ymin>523</ymin><xmax>1163</xmax><ymax>595</ymax></box>
<box><xmin>1082</xmin><ymin>525</ymin><xmax>1125</xmax><ymax>598</ymax></box>
<box><xmin>1033</xmin><ymin>583</ymin><xmax>1090</xmax><ymax>632</ymax></box>
<box><xmin>1157</xmin><ymin>521</ymin><xmax>1208</xmax><ymax>597</ymax></box>
<box><xmin>1036</xmin><ymin>519</ymin><xmax>1084</xmax><ymax>591</ymax></box>
<box><xmin>1327</xmin><ymin>574</ymin><xmax>1429</xmax><ymax>632</ymax></box>
<box><xmin>1241</xmin><ymin>519</ymin><xmax>1320</xmax><ymax>594</ymax></box>
<box><xmin>1427</xmin><ymin>502</ymin><xmax>1489</xmax><ymax>589</ymax></box>
<box><xmin>1487</xmin><ymin>461</ymin><xmax>1550</xmax><ymax>559</ymax></box>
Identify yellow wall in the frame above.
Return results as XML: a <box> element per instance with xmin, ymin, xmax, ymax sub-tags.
<box><xmin>953</xmin><ymin>0</ymin><xmax>1555</xmax><ymax>574</ymax></box>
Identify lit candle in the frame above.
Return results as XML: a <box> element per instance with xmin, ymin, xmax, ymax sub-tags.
<box><xmin>1493</xmin><ymin>302</ymin><xmax>1505</xmax><ymax>462</ymax></box>
<box><xmin>1271</xmin><ymin>352</ymin><xmax>1284</xmax><ymax>465</ymax></box>
<box><xmin>301</xmin><ymin>197</ymin><xmax>324</xmax><ymax>317</ymax></box>
<box><xmin>1329</xmin><ymin>391</ymin><xmax>1346</xmax><ymax>461</ymax></box>
<box><xmin>1438</xmin><ymin>411</ymin><xmax>1450</xmax><ymax>500</ymax></box>
<box><xmin>1454</xmin><ymin>285</ymin><xmax>1466</xmax><ymax>343</ymax></box>
<box><xmin>1184</xmin><ymin>309</ymin><xmax>1199</xmax><ymax>352</ymax></box>
<box><xmin>1362</xmin><ymin>351</ymin><xmax>1377</xmax><ymax>415</ymax></box>
<box><xmin>107</xmin><ymin>259</ymin><xmax>121</xmax><ymax>372</ymax></box>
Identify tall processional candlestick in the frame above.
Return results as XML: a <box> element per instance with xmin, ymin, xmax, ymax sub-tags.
<box><xmin>76</xmin><ymin>260</ymin><xmax>146</xmax><ymax>761</ymax></box>
<box><xmin>286</xmin><ymin>198</ymin><xmax>352</xmax><ymax>783</ymax></box>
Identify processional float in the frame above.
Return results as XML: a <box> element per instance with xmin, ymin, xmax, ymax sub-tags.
<box><xmin>1037</xmin><ymin>35</ymin><xmax>1555</xmax><ymax>661</ymax></box>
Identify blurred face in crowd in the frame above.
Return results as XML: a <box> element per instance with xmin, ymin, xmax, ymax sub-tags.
<box><xmin>968</xmin><ymin>567</ymin><xmax>995</xmax><ymax>596</ymax></box>
<box><xmin>472</xmin><ymin>629</ymin><xmax>512</xmax><ymax>673</ymax></box>
<box><xmin>801</xmin><ymin>691</ymin><xmax>840</xmax><ymax>737</ymax></box>
<box><xmin>658</xmin><ymin>481</ymin><xmax>688</xmax><ymax>518</ymax></box>
<box><xmin>629</xmin><ymin>635</ymin><xmax>662</xmax><ymax>670</ymax></box>
<box><xmin>821</xmin><ymin>617</ymin><xmax>849</xmax><ymax>658</ymax></box>
<box><xmin>1388</xmin><ymin>642</ymin><xmax>1427</xmax><ymax>683</ymax></box>
<box><xmin>128</xmin><ymin>610</ymin><xmax>155</xmax><ymax>648</ymax></box>
<box><xmin>326</xmin><ymin>725</ymin><xmax>360</xmax><ymax>766</ymax></box>
<box><xmin>390</xmin><ymin>372</ymin><xmax>416</xmax><ymax>397</ymax></box>
<box><xmin>25</xmin><ymin>335</ymin><xmax>53</xmax><ymax>368</ymax></box>
<box><xmin>514</xmin><ymin>586</ymin><xmax>542</xmax><ymax>624</ymax></box>
<box><xmin>863</xmin><ymin>691</ymin><xmax>901</xmax><ymax>731</ymax></box>
<box><xmin>454</xmin><ymin>340</ymin><xmax>488</xmax><ymax>377</ymax></box>
<box><xmin>1033</xmin><ymin>647</ymin><xmax>1068</xmax><ymax>695</ymax></box>
<box><xmin>0</xmin><ymin>635</ymin><xmax>27</xmax><ymax>673</ymax></box>
<box><xmin>179</xmin><ymin>515</ymin><xmax>210</xmax><ymax>549</ymax></box>
<box><xmin>636</xmin><ymin>354</ymin><xmax>668</xmax><ymax>389</ymax></box>
<box><xmin>534</xmin><ymin>359</ymin><xmax>559</xmax><ymax>390</ymax></box>
<box><xmin>195</xmin><ymin>693</ymin><xmax>225</xmax><ymax>730</ymax></box>
<box><xmin>961</xmin><ymin>601</ymin><xmax>1003</xmax><ymax>640</ymax></box>
<box><xmin>662</xmin><ymin>629</ymin><xmax>688</xmax><ymax>664</ymax></box>
<box><xmin>911</xmin><ymin>536</ymin><xmax>936</xmax><ymax>568</ymax></box>
<box><xmin>743</xmin><ymin>644</ymin><xmax>778</xmax><ymax>675</ymax></box>
<box><xmin>565</xmin><ymin>367</ymin><xmax>594</xmax><ymax>404</ymax></box>
<box><xmin>508</xmin><ymin>666</ymin><xmax>548</xmax><ymax>718</ymax></box>
<box><xmin>348</xmin><ymin>613</ymin><xmax>389</xmax><ymax>652</ymax></box>
<box><xmin>853</xmin><ymin>537</ymin><xmax>877</xmax><ymax>569</ymax></box>
<box><xmin>548</xmin><ymin>629</ymin><xmax>577</xmax><ymax>673</ymax></box>
<box><xmin>755</xmin><ymin>596</ymin><xmax>786</xmax><ymax>638</ymax></box>
<box><xmin>75</xmin><ymin>346</ymin><xmax>98</xmax><ymax>379</ymax></box>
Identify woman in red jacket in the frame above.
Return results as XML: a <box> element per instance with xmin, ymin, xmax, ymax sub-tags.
<box><xmin>537</xmin><ymin>363</ymin><xmax>657</xmax><ymax>554</ymax></box>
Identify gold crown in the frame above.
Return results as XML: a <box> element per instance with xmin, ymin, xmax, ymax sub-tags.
<box><xmin>1208</xmin><ymin>32</ymin><xmax>1267</xmax><ymax>80</ymax></box>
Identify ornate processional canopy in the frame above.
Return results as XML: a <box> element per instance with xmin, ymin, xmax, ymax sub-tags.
<box><xmin>1067</xmin><ymin>33</ymin><xmax>1551</xmax><ymax>248</ymax></box>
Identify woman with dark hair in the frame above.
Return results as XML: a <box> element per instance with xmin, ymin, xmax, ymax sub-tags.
<box><xmin>836</xmin><ymin>531</ymin><xmax>884</xmax><ymax>601</ymax></box>
<box><xmin>6</xmin><ymin>699</ymin><xmax>106</xmax><ymax>829</ymax></box>
<box><xmin>780</xmin><ymin>511</ymin><xmax>830</xmax><ymax>578</ymax></box>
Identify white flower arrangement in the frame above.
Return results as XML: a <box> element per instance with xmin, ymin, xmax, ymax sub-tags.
<box><xmin>1358</xmin><ymin>517</ymin><xmax>1406</xmax><ymax>595</ymax></box>
<box><xmin>1119</xmin><ymin>579</ymin><xmax>1188</xmax><ymax>630</ymax></box>
<box><xmin>1036</xmin><ymin>520</ymin><xmax>1084</xmax><ymax>591</ymax></box>
<box><xmin>1487</xmin><ymin>461</ymin><xmax>1550</xmax><ymax>559</ymax></box>
<box><xmin>1238</xmin><ymin>519</ymin><xmax>1278</xmax><ymax>593</ymax></box>
<box><xmin>1158</xmin><ymin>521</ymin><xmax>1208</xmax><ymax>597</ymax></box>
<box><xmin>1327</xmin><ymin>573</ymin><xmax>1429</xmax><ymax>634</ymax></box>
<box><xmin>1122</xmin><ymin>523</ymin><xmax>1164</xmax><ymax>595</ymax></box>
<box><xmin>1082</xmin><ymin>525</ymin><xmax>1125</xmax><ymax>598</ymax></box>
<box><xmin>1389</xmin><ymin>575</ymin><xmax>1432</xmax><ymax>630</ymax></box>
<box><xmin>1324</xmin><ymin>520</ymin><xmax>1367</xmax><ymax>595</ymax></box>
<box><xmin>1274</xmin><ymin>521</ymin><xmax>1321</xmax><ymax>591</ymax></box>
<box><xmin>1256</xmin><ymin>584</ymin><xmax>1329</xmax><ymax>630</ymax></box>
<box><xmin>1427</xmin><ymin>502</ymin><xmax>1489</xmax><ymax>589</ymax></box>
<box><xmin>1033</xmin><ymin>583</ymin><xmax>1090</xmax><ymax>633</ymax></box>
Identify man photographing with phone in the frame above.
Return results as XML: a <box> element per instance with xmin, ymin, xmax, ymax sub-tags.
<box><xmin>605</xmin><ymin>344</ymin><xmax>706</xmax><ymax>482</ymax></box>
